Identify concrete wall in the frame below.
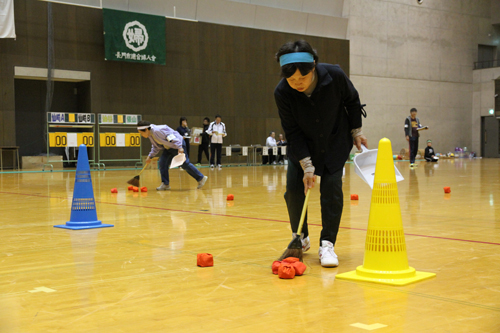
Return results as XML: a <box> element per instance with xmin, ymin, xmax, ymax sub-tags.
<box><xmin>345</xmin><ymin>0</ymin><xmax>499</xmax><ymax>155</ymax></box>
<box><xmin>473</xmin><ymin>67</ymin><xmax>500</xmax><ymax>153</ymax></box>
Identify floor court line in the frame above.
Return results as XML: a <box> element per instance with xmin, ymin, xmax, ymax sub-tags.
<box><xmin>1</xmin><ymin>190</ymin><xmax>499</xmax><ymax>247</ymax></box>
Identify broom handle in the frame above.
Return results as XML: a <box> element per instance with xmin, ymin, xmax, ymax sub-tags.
<box><xmin>137</xmin><ymin>163</ymin><xmax>148</xmax><ymax>176</ymax></box>
<box><xmin>296</xmin><ymin>188</ymin><xmax>311</xmax><ymax>235</ymax></box>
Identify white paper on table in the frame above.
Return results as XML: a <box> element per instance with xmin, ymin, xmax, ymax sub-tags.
<box><xmin>170</xmin><ymin>153</ymin><xmax>186</xmax><ymax>168</ymax></box>
<box><xmin>242</xmin><ymin>147</ymin><xmax>248</xmax><ymax>156</ymax></box>
<box><xmin>226</xmin><ymin>147</ymin><xmax>232</xmax><ymax>156</ymax></box>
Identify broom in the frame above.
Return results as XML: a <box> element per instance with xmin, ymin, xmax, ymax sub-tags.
<box><xmin>127</xmin><ymin>163</ymin><xmax>148</xmax><ymax>187</ymax></box>
<box><xmin>278</xmin><ymin>188</ymin><xmax>311</xmax><ymax>262</ymax></box>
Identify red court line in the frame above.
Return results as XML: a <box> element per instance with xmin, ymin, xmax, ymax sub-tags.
<box><xmin>2</xmin><ymin>190</ymin><xmax>500</xmax><ymax>246</ymax></box>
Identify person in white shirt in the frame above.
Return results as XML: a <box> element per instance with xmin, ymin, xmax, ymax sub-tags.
<box><xmin>206</xmin><ymin>115</ymin><xmax>227</xmax><ymax>169</ymax></box>
<box><xmin>264</xmin><ymin>132</ymin><xmax>277</xmax><ymax>164</ymax></box>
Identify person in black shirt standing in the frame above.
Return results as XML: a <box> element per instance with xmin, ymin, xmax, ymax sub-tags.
<box><xmin>177</xmin><ymin>117</ymin><xmax>191</xmax><ymax>158</ymax></box>
<box><xmin>274</xmin><ymin>40</ymin><xmax>367</xmax><ymax>267</ymax></box>
<box><xmin>404</xmin><ymin>108</ymin><xmax>427</xmax><ymax>167</ymax></box>
<box><xmin>196</xmin><ymin>117</ymin><xmax>211</xmax><ymax>166</ymax></box>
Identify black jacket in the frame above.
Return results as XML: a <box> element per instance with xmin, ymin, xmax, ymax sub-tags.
<box><xmin>425</xmin><ymin>146</ymin><xmax>435</xmax><ymax>158</ymax></box>
<box><xmin>274</xmin><ymin>63</ymin><xmax>364</xmax><ymax>176</ymax></box>
<box><xmin>404</xmin><ymin>116</ymin><xmax>420</xmax><ymax>138</ymax></box>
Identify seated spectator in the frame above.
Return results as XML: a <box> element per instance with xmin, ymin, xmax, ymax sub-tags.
<box><xmin>277</xmin><ymin>133</ymin><xmax>287</xmax><ymax>164</ymax></box>
<box><xmin>425</xmin><ymin>140</ymin><xmax>438</xmax><ymax>162</ymax></box>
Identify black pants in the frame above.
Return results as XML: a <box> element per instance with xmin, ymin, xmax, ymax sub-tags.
<box><xmin>184</xmin><ymin>139</ymin><xmax>191</xmax><ymax>158</ymax></box>
<box><xmin>409</xmin><ymin>137</ymin><xmax>419</xmax><ymax>163</ymax></box>
<box><xmin>197</xmin><ymin>142</ymin><xmax>209</xmax><ymax>164</ymax></box>
<box><xmin>262</xmin><ymin>148</ymin><xmax>276</xmax><ymax>164</ymax></box>
<box><xmin>210</xmin><ymin>143</ymin><xmax>222</xmax><ymax>165</ymax></box>
<box><xmin>284</xmin><ymin>161</ymin><xmax>344</xmax><ymax>246</ymax></box>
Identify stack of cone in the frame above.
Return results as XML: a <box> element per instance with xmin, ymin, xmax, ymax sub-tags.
<box><xmin>54</xmin><ymin>145</ymin><xmax>114</xmax><ymax>230</ymax></box>
<box><xmin>336</xmin><ymin>138</ymin><xmax>435</xmax><ymax>286</ymax></box>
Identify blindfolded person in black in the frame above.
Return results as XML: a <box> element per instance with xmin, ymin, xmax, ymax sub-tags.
<box><xmin>274</xmin><ymin>40</ymin><xmax>367</xmax><ymax>267</ymax></box>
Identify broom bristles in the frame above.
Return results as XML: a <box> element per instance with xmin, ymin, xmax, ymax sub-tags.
<box><xmin>278</xmin><ymin>248</ymin><xmax>303</xmax><ymax>262</ymax></box>
<box><xmin>127</xmin><ymin>176</ymin><xmax>140</xmax><ymax>187</ymax></box>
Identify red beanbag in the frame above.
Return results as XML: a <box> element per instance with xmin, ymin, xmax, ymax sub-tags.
<box><xmin>282</xmin><ymin>257</ymin><xmax>300</xmax><ymax>263</ymax></box>
<box><xmin>227</xmin><ymin>194</ymin><xmax>234</xmax><ymax>201</ymax></box>
<box><xmin>351</xmin><ymin>194</ymin><xmax>359</xmax><ymax>200</ymax></box>
<box><xmin>272</xmin><ymin>261</ymin><xmax>281</xmax><ymax>275</ymax></box>
<box><xmin>140</xmin><ymin>186</ymin><xmax>148</xmax><ymax>192</ymax></box>
<box><xmin>444</xmin><ymin>187</ymin><xmax>451</xmax><ymax>193</ymax></box>
<box><xmin>197</xmin><ymin>253</ymin><xmax>214</xmax><ymax>267</ymax></box>
<box><xmin>272</xmin><ymin>257</ymin><xmax>306</xmax><ymax>276</ymax></box>
<box><xmin>128</xmin><ymin>185</ymin><xmax>133</xmax><ymax>191</ymax></box>
<box><xmin>278</xmin><ymin>263</ymin><xmax>295</xmax><ymax>279</ymax></box>
<box><xmin>132</xmin><ymin>186</ymin><xmax>139</xmax><ymax>192</ymax></box>
<box><xmin>292</xmin><ymin>261</ymin><xmax>307</xmax><ymax>276</ymax></box>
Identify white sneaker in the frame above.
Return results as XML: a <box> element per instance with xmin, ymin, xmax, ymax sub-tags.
<box><xmin>292</xmin><ymin>233</ymin><xmax>310</xmax><ymax>252</ymax></box>
<box><xmin>197</xmin><ymin>176</ymin><xmax>208</xmax><ymax>189</ymax></box>
<box><xmin>210</xmin><ymin>164</ymin><xmax>215</xmax><ymax>169</ymax></box>
<box><xmin>217</xmin><ymin>165</ymin><xmax>222</xmax><ymax>170</ymax></box>
<box><xmin>318</xmin><ymin>240</ymin><xmax>338</xmax><ymax>267</ymax></box>
<box><xmin>156</xmin><ymin>183</ymin><xmax>170</xmax><ymax>191</ymax></box>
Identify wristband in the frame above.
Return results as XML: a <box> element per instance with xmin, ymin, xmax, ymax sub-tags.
<box><xmin>351</xmin><ymin>127</ymin><xmax>363</xmax><ymax>138</ymax></box>
<box><xmin>299</xmin><ymin>157</ymin><xmax>315</xmax><ymax>174</ymax></box>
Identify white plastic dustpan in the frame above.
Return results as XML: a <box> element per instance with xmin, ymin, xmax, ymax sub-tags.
<box><xmin>354</xmin><ymin>145</ymin><xmax>404</xmax><ymax>189</ymax></box>
<box><xmin>170</xmin><ymin>153</ymin><xmax>186</xmax><ymax>168</ymax></box>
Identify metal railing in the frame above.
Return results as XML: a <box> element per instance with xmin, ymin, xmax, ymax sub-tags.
<box><xmin>474</xmin><ymin>59</ymin><xmax>500</xmax><ymax>70</ymax></box>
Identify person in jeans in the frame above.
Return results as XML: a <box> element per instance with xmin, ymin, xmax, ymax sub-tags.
<box><xmin>274</xmin><ymin>40</ymin><xmax>367</xmax><ymax>267</ymax></box>
<box><xmin>206</xmin><ymin>115</ymin><xmax>227</xmax><ymax>169</ymax></box>
<box><xmin>137</xmin><ymin>120</ymin><xmax>207</xmax><ymax>190</ymax></box>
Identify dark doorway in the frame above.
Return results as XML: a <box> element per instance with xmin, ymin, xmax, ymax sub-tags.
<box><xmin>14</xmin><ymin>79</ymin><xmax>91</xmax><ymax>158</ymax></box>
<box><xmin>481</xmin><ymin>116</ymin><xmax>500</xmax><ymax>158</ymax></box>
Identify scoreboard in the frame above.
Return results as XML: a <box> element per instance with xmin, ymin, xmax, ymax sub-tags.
<box><xmin>99</xmin><ymin>133</ymin><xmax>141</xmax><ymax>147</ymax></box>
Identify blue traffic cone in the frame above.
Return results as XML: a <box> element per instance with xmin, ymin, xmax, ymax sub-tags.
<box><xmin>54</xmin><ymin>144</ymin><xmax>113</xmax><ymax>230</ymax></box>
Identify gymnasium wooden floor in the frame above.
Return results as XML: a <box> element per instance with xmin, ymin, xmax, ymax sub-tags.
<box><xmin>0</xmin><ymin>158</ymin><xmax>499</xmax><ymax>332</ymax></box>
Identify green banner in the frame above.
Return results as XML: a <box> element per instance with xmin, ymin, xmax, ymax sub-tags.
<box><xmin>103</xmin><ymin>8</ymin><xmax>166</xmax><ymax>65</ymax></box>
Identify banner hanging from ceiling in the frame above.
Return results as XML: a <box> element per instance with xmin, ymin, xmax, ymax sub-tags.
<box><xmin>103</xmin><ymin>8</ymin><xmax>166</xmax><ymax>65</ymax></box>
<box><xmin>0</xmin><ymin>0</ymin><xmax>16</xmax><ymax>38</ymax></box>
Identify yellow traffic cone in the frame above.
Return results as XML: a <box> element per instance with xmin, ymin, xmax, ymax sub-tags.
<box><xmin>336</xmin><ymin>138</ymin><xmax>435</xmax><ymax>286</ymax></box>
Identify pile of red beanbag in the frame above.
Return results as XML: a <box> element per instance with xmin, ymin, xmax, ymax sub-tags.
<box><xmin>272</xmin><ymin>257</ymin><xmax>306</xmax><ymax>279</ymax></box>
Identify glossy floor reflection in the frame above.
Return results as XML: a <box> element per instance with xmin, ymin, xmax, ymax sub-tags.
<box><xmin>0</xmin><ymin>159</ymin><xmax>499</xmax><ymax>332</ymax></box>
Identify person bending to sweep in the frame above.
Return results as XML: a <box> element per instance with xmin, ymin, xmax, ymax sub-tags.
<box><xmin>274</xmin><ymin>40</ymin><xmax>367</xmax><ymax>267</ymax></box>
<box><xmin>137</xmin><ymin>120</ymin><xmax>208</xmax><ymax>190</ymax></box>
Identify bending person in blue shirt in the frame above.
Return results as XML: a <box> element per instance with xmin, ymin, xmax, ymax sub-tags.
<box><xmin>138</xmin><ymin>120</ymin><xmax>208</xmax><ymax>190</ymax></box>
